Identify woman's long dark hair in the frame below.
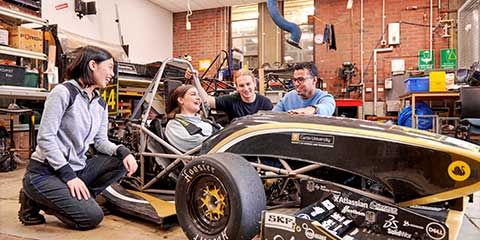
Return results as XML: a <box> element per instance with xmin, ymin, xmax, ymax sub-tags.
<box><xmin>66</xmin><ymin>46</ymin><xmax>114</xmax><ymax>88</ymax></box>
<box><xmin>166</xmin><ymin>85</ymin><xmax>196</xmax><ymax>119</ymax></box>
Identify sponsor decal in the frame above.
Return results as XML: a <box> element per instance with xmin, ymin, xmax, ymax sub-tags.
<box><xmin>403</xmin><ymin>220</ymin><xmax>424</xmax><ymax>230</ymax></box>
<box><xmin>273</xmin><ymin>235</ymin><xmax>296</xmax><ymax>240</ymax></box>
<box><xmin>332</xmin><ymin>195</ymin><xmax>369</xmax><ymax>209</ymax></box>
<box><xmin>343</xmin><ymin>235</ymin><xmax>355</xmax><ymax>240</ymax></box>
<box><xmin>310</xmin><ymin>206</ymin><xmax>325</xmax><ymax>217</ymax></box>
<box><xmin>331</xmin><ymin>212</ymin><xmax>346</xmax><ymax>222</ymax></box>
<box><xmin>193</xmin><ymin>228</ymin><xmax>229</xmax><ymax>240</ymax></box>
<box><xmin>302</xmin><ymin>223</ymin><xmax>315</xmax><ymax>240</ymax></box>
<box><xmin>426</xmin><ymin>222</ymin><xmax>447</xmax><ymax>240</ymax></box>
<box><xmin>181</xmin><ymin>162</ymin><xmax>216</xmax><ymax>183</ymax></box>
<box><xmin>301</xmin><ymin>223</ymin><xmax>327</xmax><ymax>240</ymax></box>
<box><xmin>319</xmin><ymin>185</ymin><xmax>341</xmax><ymax>195</ymax></box>
<box><xmin>331</xmin><ymin>223</ymin><xmax>343</xmax><ymax>234</ymax></box>
<box><xmin>383</xmin><ymin>215</ymin><xmax>399</xmax><ymax>230</ymax></box>
<box><xmin>369</xmin><ymin>201</ymin><xmax>398</xmax><ymax>215</ymax></box>
<box><xmin>265</xmin><ymin>212</ymin><xmax>296</xmax><ymax>232</ymax></box>
<box><xmin>320</xmin><ymin>218</ymin><xmax>336</xmax><ymax>229</ymax></box>
<box><xmin>291</xmin><ymin>133</ymin><xmax>334</xmax><ymax>148</ymax></box>
<box><xmin>348</xmin><ymin>228</ymin><xmax>360</xmax><ymax>236</ymax></box>
<box><xmin>321</xmin><ymin>200</ymin><xmax>335</xmax><ymax>210</ymax></box>
<box><xmin>343</xmin><ymin>219</ymin><xmax>353</xmax><ymax>225</ymax></box>
<box><xmin>341</xmin><ymin>206</ymin><xmax>365</xmax><ymax>217</ymax></box>
<box><xmin>387</xmin><ymin>228</ymin><xmax>412</xmax><ymax>239</ymax></box>
<box><xmin>447</xmin><ymin>161</ymin><xmax>471</xmax><ymax>182</ymax></box>
<box><xmin>297</xmin><ymin>213</ymin><xmax>311</xmax><ymax>220</ymax></box>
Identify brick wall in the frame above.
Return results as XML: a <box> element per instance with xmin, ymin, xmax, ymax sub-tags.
<box><xmin>173</xmin><ymin>1</ymin><xmax>452</xmax><ymax>100</ymax></box>
<box><xmin>315</xmin><ymin>0</ymin><xmax>450</xmax><ymax>100</ymax></box>
<box><xmin>173</xmin><ymin>7</ymin><xmax>229</xmax><ymax>78</ymax></box>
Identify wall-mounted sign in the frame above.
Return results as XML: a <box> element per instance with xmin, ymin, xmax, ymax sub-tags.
<box><xmin>440</xmin><ymin>48</ymin><xmax>457</xmax><ymax>69</ymax></box>
<box><xmin>418</xmin><ymin>50</ymin><xmax>434</xmax><ymax>70</ymax></box>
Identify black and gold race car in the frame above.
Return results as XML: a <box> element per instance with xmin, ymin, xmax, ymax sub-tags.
<box><xmin>103</xmin><ymin>58</ymin><xmax>480</xmax><ymax>240</ymax></box>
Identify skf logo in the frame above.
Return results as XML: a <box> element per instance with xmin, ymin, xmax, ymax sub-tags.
<box><xmin>264</xmin><ymin>212</ymin><xmax>295</xmax><ymax>232</ymax></box>
<box><xmin>447</xmin><ymin>161</ymin><xmax>471</xmax><ymax>182</ymax></box>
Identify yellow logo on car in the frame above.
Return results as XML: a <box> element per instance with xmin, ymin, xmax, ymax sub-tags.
<box><xmin>448</xmin><ymin>161</ymin><xmax>471</xmax><ymax>182</ymax></box>
<box><xmin>291</xmin><ymin>133</ymin><xmax>300</xmax><ymax>142</ymax></box>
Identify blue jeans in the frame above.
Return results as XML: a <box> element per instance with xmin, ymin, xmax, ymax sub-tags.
<box><xmin>22</xmin><ymin>154</ymin><xmax>126</xmax><ymax>230</ymax></box>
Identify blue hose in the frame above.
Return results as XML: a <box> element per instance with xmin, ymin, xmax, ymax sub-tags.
<box><xmin>266</xmin><ymin>0</ymin><xmax>302</xmax><ymax>49</ymax></box>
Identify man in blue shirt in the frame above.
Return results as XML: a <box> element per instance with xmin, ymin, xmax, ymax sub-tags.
<box><xmin>273</xmin><ymin>62</ymin><xmax>335</xmax><ymax>116</ymax></box>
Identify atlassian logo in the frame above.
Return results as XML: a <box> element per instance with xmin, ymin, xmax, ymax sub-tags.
<box><xmin>426</xmin><ymin>222</ymin><xmax>446</xmax><ymax>240</ymax></box>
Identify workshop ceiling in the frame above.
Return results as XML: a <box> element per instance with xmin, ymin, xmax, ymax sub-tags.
<box><xmin>150</xmin><ymin>0</ymin><xmax>266</xmax><ymax>13</ymax></box>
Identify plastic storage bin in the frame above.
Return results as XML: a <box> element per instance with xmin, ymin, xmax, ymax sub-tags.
<box><xmin>429</xmin><ymin>71</ymin><xmax>447</xmax><ymax>92</ymax></box>
<box><xmin>0</xmin><ymin>64</ymin><xmax>25</xmax><ymax>86</ymax></box>
<box><xmin>404</xmin><ymin>77</ymin><xmax>429</xmax><ymax>93</ymax></box>
<box><xmin>24</xmin><ymin>72</ymin><xmax>39</xmax><ymax>88</ymax></box>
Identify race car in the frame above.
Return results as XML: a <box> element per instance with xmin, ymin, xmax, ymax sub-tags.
<box><xmin>103</xmin><ymin>58</ymin><xmax>480</xmax><ymax>240</ymax></box>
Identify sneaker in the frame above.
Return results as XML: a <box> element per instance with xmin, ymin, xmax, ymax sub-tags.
<box><xmin>18</xmin><ymin>189</ymin><xmax>46</xmax><ymax>225</ymax></box>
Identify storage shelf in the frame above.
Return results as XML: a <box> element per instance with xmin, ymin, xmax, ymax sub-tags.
<box><xmin>0</xmin><ymin>45</ymin><xmax>47</xmax><ymax>60</ymax></box>
<box><xmin>118</xmin><ymin>78</ymin><xmax>152</xmax><ymax>85</ymax></box>
<box><xmin>0</xmin><ymin>6</ymin><xmax>47</xmax><ymax>26</ymax></box>
<box><xmin>0</xmin><ymin>86</ymin><xmax>48</xmax><ymax>100</ymax></box>
<box><xmin>13</xmin><ymin>124</ymin><xmax>40</xmax><ymax>131</ymax></box>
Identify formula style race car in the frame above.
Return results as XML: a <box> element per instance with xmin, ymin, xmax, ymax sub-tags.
<box><xmin>103</xmin><ymin>58</ymin><xmax>480</xmax><ymax>240</ymax></box>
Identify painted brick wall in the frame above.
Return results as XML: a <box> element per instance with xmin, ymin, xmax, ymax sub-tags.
<box><xmin>315</xmin><ymin>0</ymin><xmax>450</xmax><ymax>100</ymax></box>
<box><xmin>173</xmin><ymin>1</ymin><xmax>452</xmax><ymax>100</ymax></box>
<box><xmin>173</xmin><ymin>7</ymin><xmax>228</xmax><ymax>78</ymax></box>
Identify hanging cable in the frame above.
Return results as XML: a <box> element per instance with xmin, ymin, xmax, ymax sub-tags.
<box><xmin>186</xmin><ymin>0</ymin><xmax>193</xmax><ymax>30</ymax></box>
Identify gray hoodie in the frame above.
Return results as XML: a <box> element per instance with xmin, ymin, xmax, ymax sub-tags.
<box><xmin>31</xmin><ymin>80</ymin><xmax>126</xmax><ymax>182</ymax></box>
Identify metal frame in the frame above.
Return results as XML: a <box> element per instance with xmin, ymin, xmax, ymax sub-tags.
<box><xmin>127</xmin><ymin>58</ymin><xmax>206</xmax><ymax>193</ymax></box>
<box><xmin>126</xmin><ymin>58</ymin><xmax>332</xmax><ymax>197</ymax></box>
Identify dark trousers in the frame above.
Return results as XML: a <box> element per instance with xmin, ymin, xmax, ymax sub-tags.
<box><xmin>22</xmin><ymin>154</ymin><xmax>126</xmax><ymax>230</ymax></box>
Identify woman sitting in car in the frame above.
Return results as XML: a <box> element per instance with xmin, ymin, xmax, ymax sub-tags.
<box><xmin>165</xmin><ymin>85</ymin><xmax>221</xmax><ymax>152</ymax></box>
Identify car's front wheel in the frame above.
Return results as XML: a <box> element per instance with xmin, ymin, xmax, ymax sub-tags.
<box><xmin>175</xmin><ymin>153</ymin><xmax>266</xmax><ymax>240</ymax></box>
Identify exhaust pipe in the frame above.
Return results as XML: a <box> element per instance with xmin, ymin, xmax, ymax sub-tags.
<box><xmin>266</xmin><ymin>0</ymin><xmax>302</xmax><ymax>49</ymax></box>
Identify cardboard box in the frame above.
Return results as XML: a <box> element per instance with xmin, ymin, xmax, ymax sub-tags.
<box><xmin>8</xmin><ymin>27</ymin><xmax>43</xmax><ymax>53</ymax></box>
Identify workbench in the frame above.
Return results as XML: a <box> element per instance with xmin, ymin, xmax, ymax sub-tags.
<box><xmin>399</xmin><ymin>91</ymin><xmax>460</xmax><ymax>129</ymax></box>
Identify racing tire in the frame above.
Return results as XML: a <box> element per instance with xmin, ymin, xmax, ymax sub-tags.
<box><xmin>175</xmin><ymin>152</ymin><xmax>266</xmax><ymax>240</ymax></box>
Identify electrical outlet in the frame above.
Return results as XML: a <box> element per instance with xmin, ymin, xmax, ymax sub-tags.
<box><xmin>385</xmin><ymin>79</ymin><xmax>393</xmax><ymax>89</ymax></box>
<box><xmin>378</xmin><ymin>88</ymin><xmax>384</xmax><ymax>92</ymax></box>
<box><xmin>366</xmin><ymin>88</ymin><xmax>372</xmax><ymax>92</ymax></box>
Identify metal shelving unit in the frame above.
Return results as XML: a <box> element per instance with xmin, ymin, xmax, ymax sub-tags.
<box><xmin>0</xmin><ymin>6</ymin><xmax>47</xmax><ymax>26</ymax></box>
<box><xmin>0</xmin><ymin>85</ymin><xmax>48</xmax><ymax>100</ymax></box>
<box><xmin>0</xmin><ymin>5</ymin><xmax>49</xmax><ymax>100</ymax></box>
<box><xmin>0</xmin><ymin>45</ymin><xmax>47</xmax><ymax>60</ymax></box>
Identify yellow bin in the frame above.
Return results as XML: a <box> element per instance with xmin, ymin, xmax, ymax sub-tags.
<box><xmin>429</xmin><ymin>71</ymin><xmax>446</xmax><ymax>92</ymax></box>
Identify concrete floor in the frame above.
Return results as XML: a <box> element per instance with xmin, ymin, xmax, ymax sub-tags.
<box><xmin>1</xmin><ymin>165</ymin><xmax>480</xmax><ymax>240</ymax></box>
<box><xmin>0</xmin><ymin>165</ymin><xmax>185</xmax><ymax>240</ymax></box>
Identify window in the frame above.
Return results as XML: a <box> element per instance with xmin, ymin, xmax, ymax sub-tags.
<box><xmin>283</xmin><ymin>0</ymin><xmax>314</xmax><ymax>63</ymax></box>
<box><xmin>231</xmin><ymin>4</ymin><xmax>259</xmax><ymax>69</ymax></box>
